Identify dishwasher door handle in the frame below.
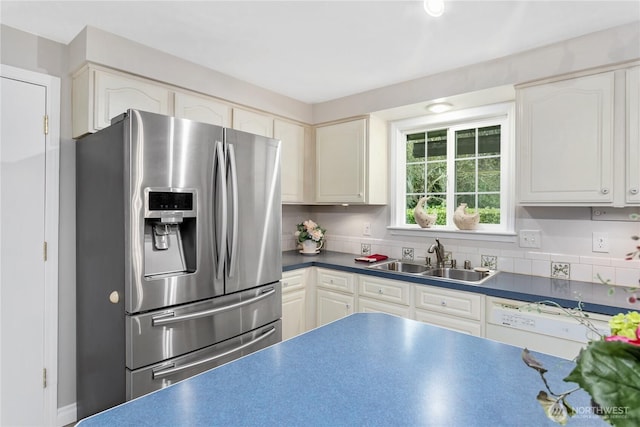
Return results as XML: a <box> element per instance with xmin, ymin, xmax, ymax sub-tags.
<box><xmin>151</xmin><ymin>288</ymin><xmax>275</xmax><ymax>326</ymax></box>
<box><xmin>151</xmin><ymin>326</ymin><xmax>276</xmax><ymax>379</ymax></box>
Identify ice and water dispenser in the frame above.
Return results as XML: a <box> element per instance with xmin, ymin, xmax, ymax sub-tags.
<box><xmin>144</xmin><ymin>189</ymin><xmax>197</xmax><ymax>277</ymax></box>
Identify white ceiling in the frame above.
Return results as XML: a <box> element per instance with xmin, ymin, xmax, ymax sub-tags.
<box><xmin>1</xmin><ymin>1</ymin><xmax>639</xmax><ymax>104</ymax></box>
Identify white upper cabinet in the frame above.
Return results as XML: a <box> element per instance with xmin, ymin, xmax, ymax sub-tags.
<box><xmin>232</xmin><ymin>108</ymin><xmax>274</xmax><ymax>137</ymax></box>
<box><xmin>274</xmin><ymin>119</ymin><xmax>308</xmax><ymax>203</ymax></box>
<box><xmin>517</xmin><ymin>71</ymin><xmax>615</xmax><ymax>205</ymax></box>
<box><xmin>315</xmin><ymin>116</ymin><xmax>387</xmax><ymax>204</ymax></box>
<box><xmin>174</xmin><ymin>92</ymin><xmax>231</xmax><ymax>127</ymax></box>
<box><xmin>73</xmin><ymin>64</ymin><xmax>172</xmax><ymax>138</ymax></box>
<box><xmin>517</xmin><ymin>62</ymin><xmax>640</xmax><ymax>206</ymax></box>
<box><xmin>626</xmin><ymin>66</ymin><xmax>640</xmax><ymax>204</ymax></box>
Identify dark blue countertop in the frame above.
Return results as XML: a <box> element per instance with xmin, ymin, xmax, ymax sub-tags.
<box><xmin>283</xmin><ymin>250</ymin><xmax>637</xmax><ymax>316</ymax></box>
<box><xmin>78</xmin><ymin>313</ymin><xmax>605</xmax><ymax>426</ymax></box>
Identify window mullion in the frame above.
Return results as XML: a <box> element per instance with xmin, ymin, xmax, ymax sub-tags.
<box><xmin>446</xmin><ymin>127</ymin><xmax>455</xmax><ymax>226</ymax></box>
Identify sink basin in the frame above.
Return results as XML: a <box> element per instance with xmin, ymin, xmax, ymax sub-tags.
<box><xmin>368</xmin><ymin>260</ymin><xmax>498</xmax><ymax>284</ymax></box>
<box><xmin>423</xmin><ymin>267</ymin><xmax>491</xmax><ymax>282</ymax></box>
<box><xmin>368</xmin><ymin>261</ymin><xmax>430</xmax><ymax>274</ymax></box>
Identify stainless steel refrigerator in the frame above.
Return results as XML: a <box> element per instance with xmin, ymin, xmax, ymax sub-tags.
<box><xmin>76</xmin><ymin>109</ymin><xmax>282</xmax><ymax>418</ymax></box>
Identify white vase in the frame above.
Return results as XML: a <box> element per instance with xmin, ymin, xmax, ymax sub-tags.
<box><xmin>301</xmin><ymin>239</ymin><xmax>323</xmax><ymax>254</ymax></box>
<box><xmin>413</xmin><ymin>197</ymin><xmax>437</xmax><ymax>228</ymax></box>
<box><xmin>452</xmin><ymin>203</ymin><xmax>480</xmax><ymax>230</ymax></box>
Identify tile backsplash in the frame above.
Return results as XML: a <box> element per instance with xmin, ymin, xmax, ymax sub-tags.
<box><xmin>282</xmin><ymin>234</ymin><xmax>640</xmax><ymax>287</ymax></box>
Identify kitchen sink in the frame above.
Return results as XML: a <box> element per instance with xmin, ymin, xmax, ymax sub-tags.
<box><xmin>368</xmin><ymin>260</ymin><xmax>498</xmax><ymax>284</ymax></box>
<box><xmin>368</xmin><ymin>260</ymin><xmax>431</xmax><ymax>274</ymax></box>
<box><xmin>423</xmin><ymin>267</ymin><xmax>489</xmax><ymax>282</ymax></box>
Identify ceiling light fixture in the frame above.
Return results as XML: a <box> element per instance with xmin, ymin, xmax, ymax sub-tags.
<box><xmin>423</xmin><ymin>0</ymin><xmax>445</xmax><ymax>17</ymax></box>
<box><xmin>425</xmin><ymin>102</ymin><xmax>453</xmax><ymax>113</ymax></box>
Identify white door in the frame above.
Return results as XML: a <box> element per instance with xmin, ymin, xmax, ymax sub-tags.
<box><xmin>1</xmin><ymin>66</ymin><xmax>59</xmax><ymax>426</ymax></box>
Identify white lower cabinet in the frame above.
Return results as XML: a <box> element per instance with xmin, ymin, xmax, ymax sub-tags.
<box><xmin>315</xmin><ymin>269</ymin><xmax>355</xmax><ymax>327</ymax></box>
<box><xmin>413</xmin><ymin>284</ymin><xmax>484</xmax><ymax>336</ymax></box>
<box><xmin>281</xmin><ymin>270</ymin><xmax>308</xmax><ymax>340</ymax></box>
<box><xmin>357</xmin><ymin>275</ymin><xmax>411</xmax><ymax>318</ymax></box>
<box><xmin>316</xmin><ymin>288</ymin><xmax>355</xmax><ymax>326</ymax></box>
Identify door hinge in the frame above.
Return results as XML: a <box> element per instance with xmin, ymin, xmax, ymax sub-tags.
<box><xmin>43</xmin><ymin>115</ymin><xmax>49</xmax><ymax>135</ymax></box>
<box><xmin>43</xmin><ymin>241</ymin><xmax>48</xmax><ymax>261</ymax></box>
<box><xmin>43</xmin><ymin>368</ymin><xmax>47</xmax><ymax>388</ymax></box>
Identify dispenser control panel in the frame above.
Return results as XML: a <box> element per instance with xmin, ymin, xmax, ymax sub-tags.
<box><xmin>144</xmin><ymin>188</ymin><xmax>197</xmax><ymax>218</ymax></box>
<box><xmin>148</xmin><ymin>191</ymin><xmax>193</xmax><ymax>211</ymax></box>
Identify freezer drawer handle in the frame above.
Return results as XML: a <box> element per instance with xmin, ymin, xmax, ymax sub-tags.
<box><xmin>151</xmin><ymin>326</ymin><xmax>276</xmax><ymax>379</ymax></box>
<box><xmin>151</xmin><ymin>288</ymin><xmax>276</xmax><ymax>326</ymax></box>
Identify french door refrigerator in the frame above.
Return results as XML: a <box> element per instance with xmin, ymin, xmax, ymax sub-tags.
<box><xmin>76</xmin><ymin>109</ymin><xmax>282</xmax><ymax>418</ymax></box>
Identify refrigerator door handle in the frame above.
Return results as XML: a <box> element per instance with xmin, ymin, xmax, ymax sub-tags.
<box><xmin>151</xmin><ymin>326</ymin><xmax>276</xmax><ymax>379</ymax></box>
<box><xmin>151</xmin><ymin>287</ymin><xmax>276</xmax><ymax>326</ymax></box>
<box><xmin>214</xmin><ymin>140</ymin><xmax>227</xmax><ymax>281</ymax></box>
<box><xmin>227</xmin><ymin>143</ymin><xmax>239</xmax><ymax>277</ymax></box>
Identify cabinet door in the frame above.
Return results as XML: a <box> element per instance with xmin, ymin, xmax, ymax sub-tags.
<box><xmin>316</xmin><ymin>289</ymin><xmax>354</xmax><ymax>327</ymax></box>
<box><xmin>232</xmin><ymin>108</ymin><xmax>273</xmax><ymax>137</ymax></box>
<box><xmin>274</xmin><ymin>120</ymin><xmax>306</xmax><ymax>203</ymax></box>
<box><xmin>517</xmin><ymin>72</ymin><xmax>615</xmax><ymax>204</ymax></box>
<box><xmin>174</xmin><ymin>92</ymin><xmax>231</xmax><ymax>127</ymax></box>
<box><xmin>316</xmin><ymin>269</ymin><xmax>355</xmax><ymax>294</ymax></box>
<box><xmin>414</xmin><ymin>285</ymin><xmax>482</xmax><ymax>321</ymax></box>
<box><xmin>358</xmin><ymin>276</ymin><xmax>410</xmax><ymax>306</ymax></box>
<box><xmin>282</xmin><ymin>289</ymin><xmax>306</xmax><ymax>340</ymax></box>
<box><xmin>315</xmin><ymin>119</ymin><xmax>366</xmax><ymax>203</ymax></box>
<box><xmin>94</xmin><ymin>70</ymin><xmax>171</xmax><ymax>130</ymax></box>
<box><xmin>627</xmin><ymin>66</ymin><xmax>640</xmax><ymax>204</ymax></box>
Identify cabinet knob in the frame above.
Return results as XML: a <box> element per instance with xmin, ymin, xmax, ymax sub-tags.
<box><xmin>378</xmin><ymin>289</ymin><xmax>383</xmax><ymax>294</ymax></box>
<box><xmin>601</xmin><ymin>188</ymin><xmax>610</xmax><ymax>195</ymax></box>
<box><xmin>441</xmin><ymin>300</ymin><xmax>447</xmax><ymax>306</ymax></box>
<box><xmin>630</xmin><ymin>188</ymin><xmax>639</xmax><ymax>195</ymax></box>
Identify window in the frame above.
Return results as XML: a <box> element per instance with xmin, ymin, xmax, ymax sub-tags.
<box><xmin>390</xmin><ymin>103</ymin><xmax>515</xmax><ymax>237</ymax></box>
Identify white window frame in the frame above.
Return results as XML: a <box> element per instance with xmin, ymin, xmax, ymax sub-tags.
<box><xmin>387</xmin><ymin>102</ymin><xmax>517</xmax><ymax>242</ymax></box>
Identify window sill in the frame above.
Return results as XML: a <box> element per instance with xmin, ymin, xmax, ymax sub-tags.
<box><xmin>387</xmin><ymin>226</ymin><xmax>518</xmax><ymax>243</ymax></box>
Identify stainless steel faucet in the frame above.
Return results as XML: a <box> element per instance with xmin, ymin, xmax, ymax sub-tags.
<box><xmin>427</xmin><ymin>238</ymin><xmax>445</xmax><ymax>267</ymax></box>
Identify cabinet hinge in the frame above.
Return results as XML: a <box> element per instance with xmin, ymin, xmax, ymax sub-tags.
<box><xmin>43</xmin><ymin>368</ymin><xmax>47</xmax><ymax>388</ymax></box>
<box><xmin>43</xmin><ymin>241</ymin><xmax>48</xmax><ymax>261</ymax></box>
<box><xmin>43</xmin><ymin>115</ymin><xmax>49</xmax><ymax>135</ymax></box>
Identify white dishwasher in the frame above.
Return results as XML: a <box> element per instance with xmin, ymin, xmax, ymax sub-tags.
<box><xmin>485</xmin><ymin>296</ymin><xmax>611</xmax><ymax>360</ymax></box>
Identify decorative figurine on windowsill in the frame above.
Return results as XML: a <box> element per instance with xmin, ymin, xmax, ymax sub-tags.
<box><xmin>413</xmin><ymin>197</ymin><xmax>437</xmax><ymax>228</ymax></box>
<box><xmin>452</xmin><ymin>203</ymin><xmax>479</xmax><ymax>230</ymax></box>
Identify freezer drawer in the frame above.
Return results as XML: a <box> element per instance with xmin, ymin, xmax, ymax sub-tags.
<box><xmin>126</xmin><ymin>283</ymin><xmax>281</xmax><ymax>369</ymax></box>
<box><xmin>126</xmin><ymin>320</ymin><xmax>281</xmax><ymax>399</ymax></box>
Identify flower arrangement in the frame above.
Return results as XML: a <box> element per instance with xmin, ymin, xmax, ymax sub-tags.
<box><xmin>295</xmin><ymin>219</ymin><xmax>326</xmax><ymax>245</ymax></box>
<box><xmin>522</xmin><ymin>230</ymin><xmax>640</xmax><ymax>426</ymax></box>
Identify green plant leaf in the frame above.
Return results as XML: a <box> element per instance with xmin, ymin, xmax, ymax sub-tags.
<box><xmin>565</xmin><ymin>341</ymin><xmax>640</xmax><ymax>427</ymax></box>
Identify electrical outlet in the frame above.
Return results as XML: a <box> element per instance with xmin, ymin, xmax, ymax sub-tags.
<box><xmin>519</xmin><ymin>230</ymin><xmax>541</xmax><ymax>248</ymax></box>
<box><xmin>363</xmin><ymin>222</ymin><xmax>371</xmax><ymax>236</ymax></box>
<box><xmin>592</xmin><ymin>232</ymin><xmax>610</xmax><ymax>253</ymax></box>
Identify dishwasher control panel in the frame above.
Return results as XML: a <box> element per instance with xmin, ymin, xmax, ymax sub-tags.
<box><xmin>490</xmin><ymin>304</ymin><xmax>608</xmax><ymax>343</ymax></box>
